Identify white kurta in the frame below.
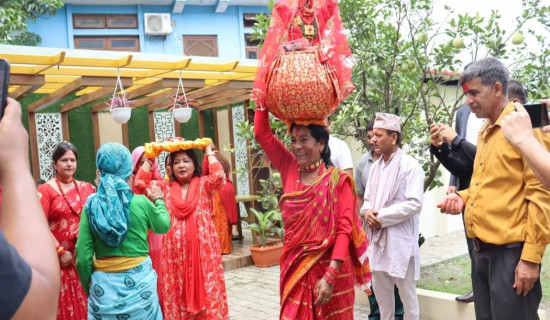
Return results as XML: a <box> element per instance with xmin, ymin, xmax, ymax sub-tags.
<box><xmin>361</xmin><ymin>150</ymin><xmax>424</xmax><ymax>280</ymax></box>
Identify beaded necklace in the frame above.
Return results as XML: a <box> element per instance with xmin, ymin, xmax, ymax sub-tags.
<box><xmin>55</xmin><ymin>177</ymin><xmax>82</xmax><ymax>216</ymax></box>
<box><xmin>298</xmin><ymin>159</ymin><xmax>323</xmax><ymax>172</ymax></box>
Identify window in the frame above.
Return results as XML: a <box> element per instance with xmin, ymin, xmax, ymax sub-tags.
<box><xmin>74</xmin><ymin>14</ymin><xmax>138</xmax><ymax>29</ymax></box>
<box><xmin>243</xmin><ymin>13</ymin><xmax>258</xmax><ymax>28</ymax></box>
<box><xmin>183</xmin><ymin>35</ymin><xmax>218</xmax><ymax>57</ymax></box>
<box><xmin>246</xmin><ymin>48</ymin><xmax>259</xmax><ymax>59</ymax></box>
<box><xmin>244</xmin><ymin>34</ymin><xmax>260</xmax><ymax>59</ymax></box>
<box><xmin>74</xmin><ymin>36</ymin><xmax>140</xmax><ymax>51</ymax></box>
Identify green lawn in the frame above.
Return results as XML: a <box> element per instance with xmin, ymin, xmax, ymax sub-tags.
<box><xmin>418</xmin><ymin>247</ymin><xmax>550</xmax><ymax>311</ymax></box>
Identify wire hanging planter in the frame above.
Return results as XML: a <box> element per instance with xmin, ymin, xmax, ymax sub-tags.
<box><xmin>172</xmin><ymin>71</ymin><xmax>193</xmax><ymax>123</ymax></box>
<box><xmin>107</xmin><ymin>70</ymin><xmax>133</xmax><ymax>124</ymax></box>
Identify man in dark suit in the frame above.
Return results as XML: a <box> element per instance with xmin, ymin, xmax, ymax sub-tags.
<box><xmin>429</xmin><ymin>79</ymin><xmax>526</xmax><ymax>303</ymax></box>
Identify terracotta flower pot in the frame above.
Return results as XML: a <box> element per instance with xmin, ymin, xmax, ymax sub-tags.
<box><xmin>249</xmin><ymin>240</ymin><xmax>283</xmax><ymax>268</ymax></box>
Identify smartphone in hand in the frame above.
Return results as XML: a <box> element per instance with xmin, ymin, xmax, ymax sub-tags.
<box><xmin>524</xmin><ymin>103</ymin><xmax>549</xmax><ymax>128</ymax></box>
<box><xmin>0</xmin><ymin>59</ymin><xmax>10</xmax><ymax>120</ymax></box>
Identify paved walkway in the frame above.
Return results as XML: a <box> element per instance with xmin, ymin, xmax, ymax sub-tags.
<box><xmin>225</xmin><ymin>231</ymin><xmax>468</xmax><ymax>319</ymax></box>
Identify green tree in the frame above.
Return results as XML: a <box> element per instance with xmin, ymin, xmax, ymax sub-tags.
<box><xmin>333</xmin><ymin>0</ymin><xmax>549</xmax><ymax>190</ymax></box>
<box><xmin>0</xmin><ymin>0</ymin><xmax>63</xmax><ymax>45</ymax></box>
<box><xmin>246</xmin><ymin>0</ymin><xmax>549</xmax><ymax>191</ymax></box>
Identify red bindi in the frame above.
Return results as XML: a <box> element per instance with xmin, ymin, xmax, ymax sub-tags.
<box><xmin>462</xmin><ymin>83</ymin><xmax>469</xmax><ymax>93</ymax></box>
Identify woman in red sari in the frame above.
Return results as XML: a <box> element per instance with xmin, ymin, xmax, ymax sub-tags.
<box><xmin>38</xmin><ymin>142</ymin><xmax>96</xmax><ymax>320</ymax></box>
<box><xmin>137</xmin><ymin>142</ymin><xmax>229</xmax><ymax>319</ymax></box>
<box><xmin>130</xmin><ymin>146</ymin><xmax>165</xmax><ymax>306</ymax></box>
<box><xmin>202</xmin><ymin>151</ymin><xmax>238</xmax><ymax>254</ymax></box>
<box><xmin>254</xmin><ymin>109</ymin><xmax>370</xmax><ymax>319</ymax></box>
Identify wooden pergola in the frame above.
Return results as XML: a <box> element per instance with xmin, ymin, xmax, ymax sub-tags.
<box><xmin>0</xmin><ymin>45</ymin><xmax>256</xmax><ymax>178</ymax></box>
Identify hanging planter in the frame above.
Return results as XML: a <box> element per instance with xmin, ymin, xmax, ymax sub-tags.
<box><xmin>172</xmin><ymin>71</ymin><xmax>193</xmax><ymax>123</ymax></box>
<box><xmin>107</xmin><ymin>71</ymin><xmax>134</xmax><ymax>124</ymax></box>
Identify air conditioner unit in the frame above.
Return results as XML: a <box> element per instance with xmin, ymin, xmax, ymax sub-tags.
<box><xmin>144</xmin><ymin>13</ymin><xmax>172</xmax><ymax>35</ymax></box>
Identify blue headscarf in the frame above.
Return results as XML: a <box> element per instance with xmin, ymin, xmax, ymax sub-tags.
<box><xmin>85</xmin><ymin>143</ymin><xmax>134</xmax><ymax>248</ymax></box>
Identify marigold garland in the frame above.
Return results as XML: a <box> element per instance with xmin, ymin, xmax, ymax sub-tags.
<box><xmin>144</xmin><ymin>137</ymin><xmax>212</xmax><ymax>158</ymax></box>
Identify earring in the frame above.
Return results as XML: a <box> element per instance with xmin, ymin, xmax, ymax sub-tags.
<box><xmin>392</xmin><ymin>141</ymin><xmax>396</xmax><ymax>145</ymax></box>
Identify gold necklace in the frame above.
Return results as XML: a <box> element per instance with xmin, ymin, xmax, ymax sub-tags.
<box><xmin>298</xmin><ymin>159</ymin><xmax>323</xmax><ymax>172</ymax></box>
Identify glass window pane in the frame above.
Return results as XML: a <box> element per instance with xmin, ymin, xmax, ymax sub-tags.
<box><xmin>106</xmin><ymin>16</ymin><xmax>137</xmax><ymax>28</ymax></box>
<box><xmin>110</xmin><ymin>39</ymin><xmax>137</xmax><ymax>48</ymax></box>
<box><xmin>75</xmin><ymin>17</ymin><xmax>104</xmax><ymax>28</ymax></box>
<box><xmin>247</xmin><ymin>50</ymin><xmax>258</xmax><ymax>59</ymax></box>
<box><xmin>76</xmin><ymin>38</ymin><xmax>106</xmax><ymax>49</ymax></box>
<box><xmin>243</xmin><ymin>13</ymin><xmax>257</xmax><ymax>28</ymax></box>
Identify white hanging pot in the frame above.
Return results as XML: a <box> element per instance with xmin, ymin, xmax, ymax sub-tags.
<box><xmin>173</xmin><ymin>107</ymin><xmax>192</xmax><ymax>123</ymax></box>
<box><xmin>110</xmin><ymin>107</ymin><xmax>132</xmax><ymax>124</ymax></box>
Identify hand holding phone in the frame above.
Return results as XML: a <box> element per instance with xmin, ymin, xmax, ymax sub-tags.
<box><xmin>501</xmin><ymin>102</ymin><xmax>547</xmax><ymax>148</ymax></box>
<box><xmin>0</xmin><ymin>59</ymin><xmax>10</xmax><ymax>120</ymax></box>
<box><xmin>523</xmin><ymin>103</ymin><xmax>549</xmax><ymax>128</ymax></box>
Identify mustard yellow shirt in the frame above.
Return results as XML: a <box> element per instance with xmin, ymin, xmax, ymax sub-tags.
<box><xmin>458</xmin><ymin>102</ymin><xmax>550</xmax><ymax>264</ymax></box>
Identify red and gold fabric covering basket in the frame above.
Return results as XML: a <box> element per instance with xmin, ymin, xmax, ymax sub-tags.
<box><xmin>144</xmin><ymin>137</ymin><xmax>212</xmax><ymax>159</ymax></box>
<box><xmin>265</xmin><ymin>50</ymin><xmax>341</xmax><ymax>127</ymax></box>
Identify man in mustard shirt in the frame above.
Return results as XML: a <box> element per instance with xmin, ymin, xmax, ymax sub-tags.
<box><xmin>438</xmin><ymin>57</ymin><xmax>550</xmax><ymax>320</ymax></box>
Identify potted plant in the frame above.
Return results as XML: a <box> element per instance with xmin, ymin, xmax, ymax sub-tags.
<box><xmin>172</xmin><ymin>95</ymin><xmax>193</xmax><ymax>123</ymax></box>
<box><xmin>248</xmin><ymin>175</ymin><xmax>285</xmax><ymax>267</ymax></box>
<box><xmin>108</xmin><ymin>92</ymin><xmax>133</xmax><ymax>124</ymax></box>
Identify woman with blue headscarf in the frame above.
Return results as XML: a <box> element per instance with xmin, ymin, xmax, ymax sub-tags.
<box><xmin>75</xmin><ymin>143</ymin><xmax>170</xmax><ymax>320</ymax></box>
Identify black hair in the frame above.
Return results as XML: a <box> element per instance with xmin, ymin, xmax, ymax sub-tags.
<box><xmin>169</xmin><ymin>149</ymin><xmax>202</xmax><ymax>180</ymax></box>
<box><xmin>35</xmin><ymin>179</ymin><xmax>46</xmax><ymax>187</ymax></box>
<box><xmin>508</xmin><ymin>79</ymin><xmax>527</xmax><ymax>104</ymax></box>
<box><xmin>366</xmin><ymin>119</ymin><xmax>375</xmax><ymax>131</ymax></box>
<box><xmin>290</xmin><ymin>123</ymin><xmax>334</xmax><ymax>167</ymax></box>
<box><xmin>386</xmin><ymin>129</ymin><xmax>402</xmax><ymax>147</ymax></box>
<box><xmin>52</xmin><ymin>141</ymin><xmax>78</xmax><ymax>163</ymax></box>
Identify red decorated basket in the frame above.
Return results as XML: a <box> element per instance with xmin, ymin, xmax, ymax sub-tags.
<box><xmin>264</xmin><ymin>49</ymin><xmax>341</xmax><ymax>126</ymax></box>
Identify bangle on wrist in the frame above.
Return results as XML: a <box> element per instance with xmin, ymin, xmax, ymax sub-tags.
<box><xmin>56</xmin><ymin>244</ymin><xmax>66</xmax><ymax>256</ymax></box>
<box><xmin>206</xmin><ymin>151</ymin><xmax>216</xmax><ymax>157</ymax></box>
<box><xmin>323</xmin><ymin>273</ymin><xmax>335</xmax><ymax>287</ymax></box>
<box><xmin>153</xmin><ymin>196</ymin><xmax>164</xmax><ymax>203</ymax></box>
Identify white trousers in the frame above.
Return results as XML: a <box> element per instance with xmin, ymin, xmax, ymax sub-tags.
<box><xmin>371</xmin><ymin>257</ymin><xmax>419</xmax><ymax>320</ymax></box>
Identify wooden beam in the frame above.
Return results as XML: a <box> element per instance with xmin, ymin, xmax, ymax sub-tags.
<box><xmin>122</xmin><ymin>123</ymin><xmax>129</xmax><ymax>148</ymax></box>
<box><xmin>91</xmin><ymin>87</ymin><xmax>175</xmax><ymax>112</ymax></box>
<box><xmin>80</xmin><ymin>76</ymin><xmax>132</xmax><ymax>87</ymax></box>
<box><xmin>174</xmin><ymin>115</ymin><xmax>181</xmax><ymax>138</ymax></box>
<box><xmin>28</xmin><ymin>112</ymin><xmax>40</xmax><ymax>179</ymax></box>
<box><xmin>213</xmin><ymin>107</ymin><xmax>220</xmax><ymax>147</ymax></box>
<box><xmin>147</xmin><ymin>98</ymin><xmax>172</xmax><ymax>112</ymax></box>
<box><xmin>27</xmin><ymin>77</ymin><xmax>84</xmax><ymax>113</ymax></box>
<box><xmin>198</xmin><ymin>93</ymin><xmax>251</xmax><ymax>111</ymax></box>
<box><xmin>8</xmin><ymin>85</ymin><xmax>41</xmax><ymax>100</ymax></box>
<box><xmin>92</xmin><ymin>111</ymin><xmax>101</xmax><ymax>153</ymax></box>
<box><xmin>198</xmin><ymin>110</ymin><xmax>205</xmax><ymax>137</ymax></box>
<box><xmin>10</xmin><ymin>74</ymin><xmax>45</xmax><ymax>86</ymax></box>
<box><xmin>188</xmin><ymin>81</ymin><xmax>232</xmax><ymax>100</ymax></box>
<box><xmin>188</xmin><ymin>81</ymin><xmax>252</xmax><ymax>101</ymax></box>
<box><xmin>61</xmin><ymin>113</ymin><xmax>70</xmax><ymax>141</ymax></box>
<box><xmin>60</xmin><ymin>87</ymin><xmax>114</xmax><ymax>112</ymax></box>
<box><xmin>148</xmin><ymin>111</ymin><xmax>156</xmax><ymax>142</ymax></box>
<box><xmin>197</xmin><ymin>89</ymin><xmax>250</xmax><ymax>106</ymax></box>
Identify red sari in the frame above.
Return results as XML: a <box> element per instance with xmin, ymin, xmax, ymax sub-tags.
<box><xmin>202</xmin><ymin>156</ymin><xmax>238</xmax><ymax>255</ymax></box>
<box><xmin>137</xmin><ymin>162</ymin><xmax>229</xmax><ymax>319</ymax></box>
<box><xmin>254</xmin><ymin>109</ymin><xmax>370</xmax><ymax>319</ymax></box>
<box><xmin>38</xmin><ymin>181</ymin><xmax>96</xmax><ymax>320</ymax></box>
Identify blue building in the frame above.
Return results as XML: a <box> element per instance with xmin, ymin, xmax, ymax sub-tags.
<box><xmin>27</xmin><ymin>0</ymin><xmax>270</xmax><ymax>59</ymax></box>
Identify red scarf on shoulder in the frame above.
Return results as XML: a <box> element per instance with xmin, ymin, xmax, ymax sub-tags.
<box><xmin>169</xmin><ymin>177</ymin><xmax>206</xmax><ymax>314</ymax></box>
